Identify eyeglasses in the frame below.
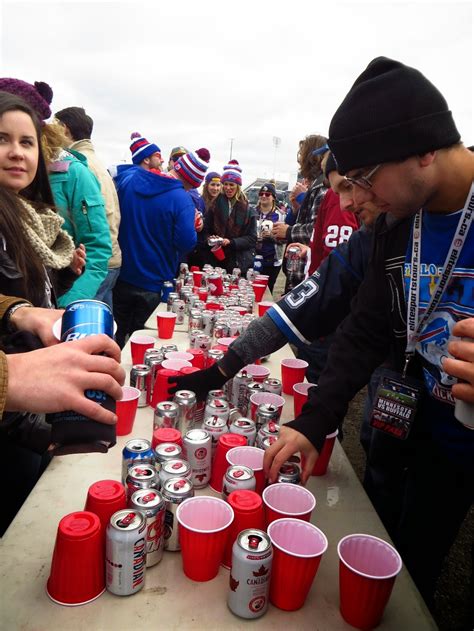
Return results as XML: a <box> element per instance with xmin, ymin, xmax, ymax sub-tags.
<box><xmin>344</xmin><ymin>164</ymin><xmax>382</xmax><ymax>190</ymax></box>
<box><xmin>259</xmin><ymin>191</ymin><xmax>273</xmax><ymax>197</ymax></box>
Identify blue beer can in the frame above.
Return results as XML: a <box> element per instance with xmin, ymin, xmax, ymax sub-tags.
<box><xmin>161</xmin><ymin>281</ymin><xmax>175</xmax><ymax>304</ymax></box>
<box><xmin>61</xmin><ymin>299</ymin><xmax>114</xmax><ymax>341</ymax></box>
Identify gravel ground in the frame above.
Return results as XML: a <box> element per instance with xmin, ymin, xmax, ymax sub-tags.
<box><xmin>272</xmin><ymin>271</ymin><xmax>473</xmax><ymax>631</ymax></box>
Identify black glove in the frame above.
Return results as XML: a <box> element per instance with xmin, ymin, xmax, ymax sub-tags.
<box><xmin>167</xmin><ymin>363</ymin><xmax>228</xmax><ymax>401</ymax></box>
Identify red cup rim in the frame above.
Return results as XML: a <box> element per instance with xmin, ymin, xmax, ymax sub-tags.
<box><xmin>262</xmin><ymin>483</ymin><xmax>316</xmax><ymax>516</ymax></box>
<box><xmin>130</xmin><ymin>335</ymin><xmax>156</xmax><ymax>344</ymax></box>
<box><xmin>226</xmin><ymin>446</ymin><xmax>264</xmax><ymax>471</ymax></box>
<box><xmin>176</xmin><ymin>497</ymin><xmax>234</xmax><ymax>533</ymax></box>
<box><xmin>281</xmin><ymin>358</ymin><xmax>309</xmax><ymax>369</ymax></box>
<box><xmin>337</xmin><ymin>533</ymin><xmax>402</xmax><ymax>579</ymax></box>
<box><xmin>119</xmin><ymin>386</ymin><xmax>141</xmax><ymax>402</ymax></box>
<box><xmin>157</xmin><ymin>312</ymin><xmax>177</xmax><ymax>319</ymax></box>
<box><xmin>268</xmin><ymin>518</ymin><xmax>328</xmax><ymax>558</ymax></box>
<box><xmin>292</xmin><ymin>382</ymin><xmax>317</xmax><ymax>396</ymax></box>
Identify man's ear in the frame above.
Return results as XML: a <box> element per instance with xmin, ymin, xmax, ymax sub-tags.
<box><xmin>419</xmin><ymin>151</ymin><xmax>436</xmax><ymax>167</ymax></box>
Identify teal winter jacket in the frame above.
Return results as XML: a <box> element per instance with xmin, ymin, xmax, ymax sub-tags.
<box><xmin>49</xmin><ymin>149</ymin><xmax>112</xmax><ymax>306</ymax></box>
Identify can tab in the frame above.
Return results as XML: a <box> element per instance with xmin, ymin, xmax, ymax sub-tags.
<box><xmin>248</xmin><ymin>535</ymin><xmax>262</xmax><ymax>550</ymax></box>
<box><xmin>173</xmin><ymin>479</ymin><xmax>187</xmax><ymax>490</ymax></box>
<box><xmin>118</xmin><ymin>512</ymin><xmax>136</xmax><ymax>527</ymax></box>
<box><xmin>141</xmin><ymin>493</ymin><xmax>156</xmax><ymax>504</ymax></box>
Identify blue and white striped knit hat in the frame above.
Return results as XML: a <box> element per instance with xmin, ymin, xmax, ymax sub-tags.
<box><xmin>221</xmin><ymin>159</ymin><xmax>242</xmax><ymax>186</ymax></box>
<box><xmin>174</xmin><ymin>148</ymin><xmax>211</xmax><ymax>188</ymax></box>
<box><xmin>129</xmin><ymin>132</ymin><xmax>161</xmax><ymax>165</ymax></box>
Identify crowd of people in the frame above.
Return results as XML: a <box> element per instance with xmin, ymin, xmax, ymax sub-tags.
<box><xmin>0</xmin><ymin>57</ymin><xmax>473</xmax><ymax>622</ymax></box>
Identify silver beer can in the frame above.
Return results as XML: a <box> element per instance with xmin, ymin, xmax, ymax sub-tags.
<box><xmin>171</xmin><ymin>299</ymin><xmax>185</xmax><ymax>325</ymax></box>
<box><xmin>207</xmin><ymin>389</ymin><xmax>228</xmax><ymax>403</ymax></box>
<box><xmin>244</xmin><ymin>381</ymin><xmax>265</xmax><ymax>417</ymax></box>
<box><xmin>130</xmin><ymin>364</ymin><xmax>151</xmax><ymax>407</ymax></box>
<box><xmin>260</xmin><ymin>435</ymin><xmax>278</xmax><ymax>451</ymax></box>
<box><xmin>222</xmin><ymin>465</ymin><xmax>256</xmax><ymax>500</ymax></box>
<box><xmin>160</xmin><ymin>344</ymin><xmax>178</xmax><ymax>354</ymax></box>
<box><xmin>154</xmin><ymin>442</ymin><xmax>183</xmax><ymax>466</ymax></box>
<box><xmin>146</xmin><ymin>354</ymin><xmax>165</xmax><ymax>405</ymax></box>
<box><xmin>227</xmin><ymin>529</ymin><xmax>273</xmax><ymax>619</ymax></box>
<box><xmin>262</xmin><ymin>377</ymin><xmax>282</xmax><ymax>396</ymax></box>
<box><xmin>158</xmin><ymin>458</ymin><xmax>192</xmax><ymax>486</ymax></box>
<box><xmin>183</xmin><ymin>428</ymin><xmax>212</xmax><ymax>489</ymax></box>
<box><xmin>166</xmin><ymin>292</ymin><xmax>180</xmax><ymax>311</ymax></box>
<box><xmin>229</xmin><ymin>417</ymin><xmax>257</xmax><ymax>446</ymax></box>
<box><xmin>255</xmin><ymin>402</ymin><xmax>281</xmax><ymax>429</ymax></box>
<box><xmin>188</xmin><ymin>310</ymin><xmax>203</xmax><ymax>332</ymax></box>
<box><xmin>286</xmin><ymin>245</ymin><xmax>301</xmax><ymax>274</ymax></box>
<box><xmin>129</xmin><ymin>489</ymin><xmax>165</xmax><ymax>567</ymax></box>
<box><xmin>162</xmin><ymin>477</ymin><xmax>195</xmax><ymax>551</ymax></box>
<box><xmin>204</xmin><ymin>398</ymin><xmax>230</xmax><ymax>423</ymax></box>
<box><xmin>196</xmin><ymin>332</ymin><xmax>212</xmax><ymax>354</ymax></box>
<box><xmin>230</xmin><ymin>370</ymin><xmax>253</xmax><ymax>411</ymax></box>
<box><xmin>276</xmin><ymin>461</ymin><xmax>301</xmax><ymax>484</ymax></box>
<box><xmin>256</xmin><ymin>421</ymin><xmax>280</xmax><ymax>449</ymax></box>
<box><xmin>126</xmin><ymin>464</ymin><xmax>160</xmax><ymax>499</ymax></box>
<box><xmin>203</xmin><ymin>415</ymin><xmax>228</xmax><ymax>456</ymax></box>
<box><xmin>207</xmin><ymin>348</ymin><xmax>225</xmax><ymax>367</ymax></box>
<box><xmin>154</xmin><ymin>400</ymin><xmax>179</xmax><ymax>430</ymax></box>
<box><xmin>106</xmin><ymin>510</ymin><xmax>147</xmax><ymax>596</ymax></box>
<box><xmin>173</xmin><ymin>389</ymin><xmax>197</xmax><ymax>433</ymax></box>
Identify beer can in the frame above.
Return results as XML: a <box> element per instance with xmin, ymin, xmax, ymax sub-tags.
<box><xmin>106</xmin><ymin>510</ymin><xmax>147</xmax><ymax>596</ymax></box>
<box><xmin>286</xmin><ymin>245</ymin><xmax>301</xmax><ymax>274</ymax></box>
<box><xmin>130</xmin><ymin>364</ymin><xmax>150</xmax><ymax>408</ymax></box>
<box><xmin>196</xmin><ymin>333</ymin><xmax>212</xmax><ymax>354</ymax></box>
<box><xmin>230</xmin><ymin>370</ymin><xmax>253</xmax><ymax>411</ymax></box>
<box><xmin>256</xmin><ymin>422</ymin><xmax>280</xmax><ymax>449</ymax></box>
<box><xmin>183</xmin><ymin>428</ymin><xmax>212</xmax><ymax>489</ymax></box>
<box><xmin>153</xmin><ymin>442</ymin><xmax>183</xmax><ymax>466</ymax></box>
<box><xmin>166</xmin><ymin>292</ymin><xmax>179</xmax><ymax>311</ymax></box>
<box><xmin>179</xmin><ymin>262</ymin><xmax>189</xmax><ymax>276</ymax></box>
<box><xmin>172</xmin><ymin>299</ymin><xmax>185</xmax><ymax>325</ymax></box>
<box><xmin>253</xmin><ymin>255</ymin><xmax>264</xmax><ymax>274</ymax></box>
<box><xmin>201</xmin><ymin>311</ymin><xmax>214</xmax><ymax>337</ymax></box>
<box><xmin>161</xmin><ymin>280</ymin><xmax>175</xmax><ymax>304</ymax></box>
<box><xmin>173</xmin><ymin>390</ymin><xmax>197</xmax><ymax>434</ymax></box>
<box><xmin>122</xmin><ymin>438</ymin><xmax>155</xmax><ymax>484</ymax></box>
<box><xmin>162</xmin><ymin>477</ymin><xmax>194</xmax><ymax>551</ymax></box>
<box><xmin>222</xmin><ymin>465</ymin><xmax>256</xmax><ymax>499</ymax></box>
<box><xmin>207</xmin><ymin>389</ymin><xmax>228</xmax><ymax>403</ymax></box>
<box><xmin>129</xmin><ymin>489</ymin><xmax>165</xmax><ymax>567</ymax></box>
<box><xmin>255</xmin><ymin>403</ymin><xmax>281</xmax><ymax>430</ymax></box>
<box><xmin>126</xmin><ymin>464</ymin><xmax>160</xmax><ymax>499</ymax></box>
<box><xmin>204</xmin><ymin>398</ymin><xmax>230</xmax><ymax>423</ymax></box>
<box><xmin>203</xmin><ymin>415</ymin><xmax>228</xmax><ymax>455</ymax></box>
<box><xmin>145</xmin><ymin>353</ymin><xmax>164</xmax><ymax>405</ymax></box>
<box><xmin>229</xmin><ymin>417</ymin><xmax>257</xmax><ymax>446</ymax></box>
<box><xmin>158</xmin><ymin>458</ymin><xmax>192</xmax><ymax>486</ymax></box>
<box><xmin>154</xmin><ymin>401</ymin><xmax>179</xmax><ymax>430</ymax></box>
<box><xmin>260</xmin><ymin>435</ymin><xmax>278</xmax><ymax>451</ymax></box>
<box><xmin>227</xmin><ymin>529</ymin><xmax>272</xmax><ymax>619</ymax></box>
<box><xmin>214</xmin><ymin>323</ymin><xmax>229</xmax><ymax>339</ymax></box>
<box><xmin>207</xmin><ymin>348</ymin><xmax>225</xmax><ymax>367</ymax></box>
<box><xmin>276</xmin><ymin>461</ymin><xmax>301</xmax><ymax>484</ymax></box>
<box><xmin>188</xmin><ymin>310</ymin><xmax>203</xmax><ymax>332</ymax></box>
<box><xmin>244</xmin><ymin>381</ymin><xmax>265</xmax><ymax>417</ymax></box>
<box><xmin>262</xmin><ymin>377</ymin><xmax>282</xmax><ymax>396</ymax></box>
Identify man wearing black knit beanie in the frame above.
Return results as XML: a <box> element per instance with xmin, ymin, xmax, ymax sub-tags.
<box><xmin>264</xmin><ymin>57</ymin><xmax>474</xmax><ymax>616</ymax></box>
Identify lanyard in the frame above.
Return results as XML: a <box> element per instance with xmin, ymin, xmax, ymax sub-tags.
<box><xmin>404</xmin><ymin>182</ymin><xmax>474</xmax><ymax>377</ymax></box>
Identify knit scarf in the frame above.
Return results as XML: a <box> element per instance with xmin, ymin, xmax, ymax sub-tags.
<box><xmin>213</xmin><ymin>194</ymin><xmax>250</xmax><ymax>239</ymax></box>
<box><xmin>19</xmin><ymin>198</ymin><xmax>75</xmax><ymax>269</ymax></box>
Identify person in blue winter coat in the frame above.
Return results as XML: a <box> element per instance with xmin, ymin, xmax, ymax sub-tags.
<box><xmin>113</xmin><ymin>146</ymin><xmax>210</xmax><ymax>347</ymax></box>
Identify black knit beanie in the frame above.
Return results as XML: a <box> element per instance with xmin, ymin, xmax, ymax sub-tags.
<box><xmin>324</xmin><ymin>153</ymin><xmax>337</xmax><ymax>178</ymax></box>
<box><xmin>328</xmin><ymin>57</ymin><xmax>461</xmax><ymax>174</ymax></box>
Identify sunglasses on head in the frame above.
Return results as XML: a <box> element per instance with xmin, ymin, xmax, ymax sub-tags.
<box><xmin>259</xmin><ymin>191</ymin><xmax>273</xmax><ymax>197</ymax></box>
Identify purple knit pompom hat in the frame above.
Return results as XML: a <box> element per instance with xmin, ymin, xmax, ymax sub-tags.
<box><xmin>0</xmin><ymin>78</ymin><xmax>53</xmax><ymax>120</ymax></box>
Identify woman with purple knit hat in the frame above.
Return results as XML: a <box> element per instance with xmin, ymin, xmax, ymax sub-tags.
<box><xmin>204</xmin><ymin>160</ymin><xmax>257</xmax><ymax>275</ymax></box>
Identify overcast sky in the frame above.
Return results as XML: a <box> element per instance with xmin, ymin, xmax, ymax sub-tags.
<box><xmin>1</xmin><ymin>0</ymin><xmax>472</xmax><ymax>187</ymax></box>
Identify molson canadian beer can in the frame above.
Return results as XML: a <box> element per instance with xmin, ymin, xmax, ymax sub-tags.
<box><xmin>106</xmin><ymin>510</ymin><xmax>147</xmax><ymax>596</ymax></box>
<box><xmin>203</xmin><ymin>415</ymin><xmax>228</xmax><ymax>456</ymax></box>
<box><xmin>126</xmin><ymin>464</ymin><xmax>160</xmax><ymax>499</ymax></box>
<box><xmin>256</xmin><ymin>421</ymin><xmax>280</xmax><ymax>449</ymax></box>
<box><xmin>174</xmin><ymin>390</ymin><xmax>197</xmax><ymax>434</ymax></box>
<box><xmin>222</xmin><ymin>465</ymin><xmax>256</xmax><ymax>499</ymax></box>
<box><xmin>183</xmin><ymin>429</ymin><xmax>212</xmax><ymax>489</ymax></box>
<box><xmin>154</xmin><ymin>442</ymin><xmax>183</xmax><ymax>467</ymax></box>
<box><xmin>229</xmin><ymin>417</ymin><xmax>257</xmax><ymax>446</ymax></box>
<box><xmin>129</xmin><ymin>489</ymin><xmax>165</xmax><ymax>567</ymax></box>
<box><xmin>158</xmin><ymin>458</ymin><xmax>192</xmax><ymax>486</ymax></box>
<box><xmin>227</xmin><ymin>529</ymin><xmax>273</xmax><ymax>619</ymax></box>
<box><xmin>162</xmin><ymin>477</ymin><xmax>194</xmax><ymax>551</ymax></box>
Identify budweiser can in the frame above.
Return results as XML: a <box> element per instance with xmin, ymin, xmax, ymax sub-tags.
<box><xmin>196</xmin><ymin>333</ymin><xmax>212</xmax><ymax>354</ymax></box>
<box><xmin>256</xmin><ymin>422</ymin><xmax>280</xmax><ymax>449</ymax></box>
<box><xmin>244</xmin><ymin>381</ymin><xmax>265</xmax><ymax>417</ymax></box>
<box><xmin>229</xmin><ymin>417</ymin><xmax>257</xmax><ymax>446</ymax></box>
<box><xmin>126</xmin><ymin>464</ymin><xmax>160</xmax><ymax>499</ymax></box>
<box><xmin>203</xmin><ymin>415</ymin><xmax>228</xmax><ymax>455</ymax></box>
<box><xmin>174</xmin><ymin>390</ymin><xmax>197</xmax><ymax>433</ymax></box>
<box><xmin>230</xmin><ymin>370</ymin><xmax>253</xmax><ymax>411</ymax></box>
<box><xmin>167</xmin><ymin>292</ymin><xmax>179</xmax><ymax>311</ymax></box>
<box><xmin>130</xmin><ymin>364</ymin><xmax>150</xmax><ymax>407</ymax></box>
<box><xmin>159</xmin><ymin>458</ymin><xmax>192</xmax><ymax>486</ymax></box>
<box><xmin>207</xmin><ymin>348</ymin><xmax>225</xmax><ymax>367</ymax></box>
<box><xmin>154</xmin><ymin>401</ymin><xmax>179</xmax><ymax>430</ymax></box>
<box><xmin>106</xmin><ymin>510</ymin><xmax>146</xmax><ymax>595</ymax></box>
<box><xmin>260</xmin><ymin>435</ymin><xmax>278</xmax><ymax>450</ymax></box>
<box><xmin>255</xmin><ymin>403</ymin><xmax>281</xmax><ymax>430</ymax></box>
<box><xmin>162</xmin><ymin>477</ymin><xmax>194</xmax><ymax>551</ymax></box>
<box><xmin>227</xmin><ymin>529</ymin><xmax>273</xmax><ymax>618</ymax></box>
<box><xmin>172</xmin><ymin>299</ymin><xmax>185</xmax><ymax>325</ymax></box>
<box><xmin>183</xmin><ymin>428</ymin><xmax>212</xmax><ymax>488</ymax></box>
<box><xmin>129</xmin><ymin>489</ymin><xmax>165</xmax><ymax>567</ymax></box>
<box><xmin>262</xmin><ymin>378</ymin><xmax>282</xmax><ymax>396</ymax></box>
<box><xmin>122</xmin><ymin>438</ymin><xmax>155</xmax><ymax>484</ymax></box>
<box><xmin>154</xmin><ymin>442</ymin><xmax>183</xmax><ymax>466</ymax></box>
<box><xmin>222</xmin><ymin>465</ymin><xmax>256</xmax><ymax>499</ymax></box>
<box><xmin>286</xmin><ymin>245</ymin><xmax>301</xmax><ymax>274</ymax></box>
<box><xmin>161</xmin><ymin>280</ymin><xmax>174</xmax><ymax>304</ymax></box>
<box><xmin>204</xmin><ymin>398</ymin><xmax>230</xmax><ymax>423</ymax></box>
<box><xmin>276</xmin><ymin>461</ymin><xmax>301</xmax><ymax>484</ymax></box>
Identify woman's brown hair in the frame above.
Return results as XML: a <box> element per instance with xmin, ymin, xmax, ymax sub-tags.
<box><xmin>297</xmin><ymin>134</ymin><xmax>328</xmax><ymax>181</ymax></box>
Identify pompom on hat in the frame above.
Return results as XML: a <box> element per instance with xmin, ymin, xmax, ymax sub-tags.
<box><xmin>0</xmin><ymin>78</ymin><xmax>53</xmax><ymax>120</ymax></box>
<box><xmin>174</xmin><ymin>148</ymin><xmax>211</xmax><ymax>188</ymax></box>
<box><xmin>129</xmin><ymin>132</ymin><xmax>161</xmax><ymax>165</ymax></box>
<box><xmin>328</xmin><ymin>56</ymin><xmax>461</xmax><ymax>174</ymax></box>
<box><xmin>221</xmin><ymin>159</ymin><xmax>242</xmax><ymax>186</ymax></box>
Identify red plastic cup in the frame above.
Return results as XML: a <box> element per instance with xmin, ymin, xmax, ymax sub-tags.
<box><xmin>293</xmin><ymin>382</ymin><xmax>317</xmax><ymax>417</ymax></box>
<box><xmin>281</xmin><ymin>358</ymin><xmax>309</xmax><ymax>394</ymax></box>
<box><xmin>301</xmin><ymin>429</ymin><xmax>339</xmax><ymax>476</ymax></box>
<box><xmin>226</xmin><ymin>446</ymin><xmax>266</xmax><ymax>494</ymax></box>
<box><xmin>252</xmin><ymin>283</ymin><xmax>266</xmax><ymax>302</ymax></box>
<box><xmin>186</xmin><ymin>348</ymin><xmax>206</xmax><ymax>368</ymax></box>
<box><xmin>115</xmin><ymin>386</ymin><xmax>140</xmax><ymax>436</ymax></box>
<box><xmin>84</xmin><ymin>480</ymin><xmax>127</xmax><ymax>542</ymax></box>
<box><xmin>255</xmin><ymin>274</ymin><xmax>269</xmax><ymax>286</ymax></box>
<box><xmin>181</xmin><ymin>366</ymin><xmax>200</xmax><ymax>375</ymax></box>
<box><xmin>210</xmin><ymin>434</ymin><xmax>248</xmax><ymax>492</ymax></box>
<box><xmin>47</xmin><ymin>511</ymin><xmax>105</xmax><ymax>606</ymax></box>
<box><xmin>243</xmin><ymin>363</ymin><xmax>271</xmax><ymax>383</ymax></box>
<box><xmin>262</xmin><ymin>482</ymin><xmax>316</xmax><ymax>527</ymax></box>
<box><xmin>190</xmin><ymin>265</ymin><xmax>200</xmax><ymax>272</ymax></box>
<box><xmin>152</xmin><ymin>427</ymin><xmax>183</xmax><ymax>450</ymax></box>
<box><xmin>257</xmin><ymin>301</ymin><xmax>273</xmax><ymax>317</ymax></box>
<box><xmin>211</xmin><ymin>245</ymin><xmax>226</xmax><ymax>261</ymax></box>
<box><xmin>157</xmin><ymin>311</ymin><xmax>177</xmax><ymax>339</ymax></box>
<box><xmin>198</xmin><ymin>288</ymin><xmax>208</xmax><ymax>302</ymax></box>
<box><xmin>338</xmin><ymin>534</ymin><xmax>402</xmax><ymax>630</ymax></box>
<box><xmin>222</xmin><ymin>490</ymin><xmax>265</xmax><ymax>569</ymax></box>
<box><xmin>268</xmin><ymin>518</ymin><xmax>328</xmax><ymax>611</ymax></box>
<box><xmin>161</xmin><ymin>358</ymin><xmax>192</xmax><ymax>371</ymax></box>
<box><xmin>165</xmin><ymin>351</ymin><xmax>194</xmax><ymax>363</ymax></box>
<box><xmin>130</xmin><ymin>334</ymin><xmax>155</xmax><ymax>364</ymax></box>
<box><xmin>193</xmin><ymin>270</ymin><xmax>204</xmax><ymax>287</ymax></box>
<box><xmin>151</xmin><ymin>368</ymin><xmax>180</xmax><ymax>408</ymax></box>
<box><xmin>177</xmin><ymin>497</ymin><xmax>234</xmax><ymax>581</ymax></box>
<box><xmin>249</xmin><ymin>392</ymin><xmax>285</xmax><ymax>421</ymax></box>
